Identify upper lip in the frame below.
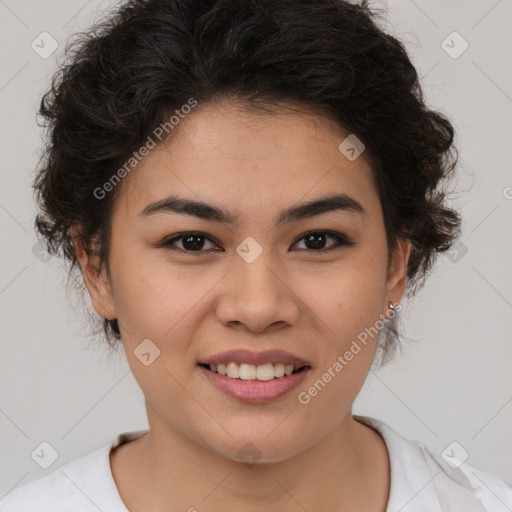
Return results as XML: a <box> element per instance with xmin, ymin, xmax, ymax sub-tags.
<box><xmin>199</xmin><ymin>349</ymin><xmax>311</xmax><ymax>368</ymax></box>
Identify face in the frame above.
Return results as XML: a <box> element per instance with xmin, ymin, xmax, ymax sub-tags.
<box><xmin>77</xmin><ymin>100</ymin><xmax>409</xmax><ymax>463</ymax></box>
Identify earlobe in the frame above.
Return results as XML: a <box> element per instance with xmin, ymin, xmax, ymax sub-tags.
<box><xmin>70</xmin><ymin>225</ymin><xmax>117</xmax><ymax>321</ymax></box>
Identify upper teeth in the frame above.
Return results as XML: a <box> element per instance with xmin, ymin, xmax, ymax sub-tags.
<box><xmin>210</xmin><ymin>362</ymin><xmax>299</xmax><ymax>381</ymax></box>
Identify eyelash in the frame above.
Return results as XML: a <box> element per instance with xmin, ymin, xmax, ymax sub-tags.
<box><xmin>161</xmin><ymin>230</ymin><xmax>354</xmax><ymax>256</ymax></box>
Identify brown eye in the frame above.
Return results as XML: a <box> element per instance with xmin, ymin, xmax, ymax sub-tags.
<box><xmin>292</xmin><ymin>231</ymin><xmax>354</xmax><ymax>251</ymax></box>
<box><xmin>164</xmin><ymin>232</ymin><xmax>218</xmax><ymax>253</ymax></box>
<box><xmin>162</xmin><ymin>230</ymin><xmax>353</xmax><ymax>256</ymax></box>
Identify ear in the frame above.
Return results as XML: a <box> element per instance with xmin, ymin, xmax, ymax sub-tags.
<box><xmin>385</xmin><ymin>238</ymin><xmax>411</xmax><ymax>307</ymax></box>
<box><xmin>70</xmin><ymin>224</ymin><xmax>117</xmax><ymax>321</ymax></box>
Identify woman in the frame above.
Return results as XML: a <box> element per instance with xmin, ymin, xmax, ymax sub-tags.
<box><xmin>1</xmin><ymin>0</ymin><xmax>510</xmax><ymax>510</ymax></box>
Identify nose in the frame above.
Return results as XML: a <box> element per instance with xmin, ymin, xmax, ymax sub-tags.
<box><xmin>214</xmin><ymin>249</ymin><xmax>301</xmax><ymax>334</ymax></box>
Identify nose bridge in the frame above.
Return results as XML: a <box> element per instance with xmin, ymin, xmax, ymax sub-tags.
<box><xmin>215</xmin><ymin>238</ymin><xmax>300</xmax><ymax>331</ymax></box>
<box><xmin>236</xmin><ymin>246</ymin><xmax>279</xmax><ymax>294</ymax></box>
<box><xmin>233</xmin><ymin>238</ymin><xmax>282</xmax><ymax>304</ymax></box>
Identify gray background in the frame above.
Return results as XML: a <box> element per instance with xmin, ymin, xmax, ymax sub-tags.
<box><xmin>1</xmin><ymin>0</ymin><xmax>511</xmax><ymax>500</ymax></box>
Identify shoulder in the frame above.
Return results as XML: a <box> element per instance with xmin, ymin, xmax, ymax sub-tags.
<box><xmin>0</xmin><ymin>446</ymin><xmax>107</xmax><ymax>512</ymax></box>
<box><xmin>0</xmin><ymin>431</ymin><xmax>146</xmax><ymax>512</ymax></box>
<box><xmin>355</xmin><ymin>415</ymin><xmax>512</xmax><ymax>512</ymax></box>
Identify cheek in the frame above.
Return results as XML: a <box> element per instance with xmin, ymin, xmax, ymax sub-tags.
<box><xmin>318</xmin><ymin>288</ymin><xmax>384</xmax><ymax>384</ymax></box>
<box><xmin>110</xmin><ymin>259</ymin><xmax>197</xmax><ymax>414</ymax></box>
<box><xmin>108</xmin><ymin>243</ymin><xmax>192</xmax><ymax>337</ymax></box>
<box><xmin>300</xmin><ymin>250</ymin><xmax>388</xmax><ymax>402</ymax></box>
<box><xmin>311</xmin><ymin>255</ymin><xmax>388</xmax><ymax>337</ymax></box>
<box><xmin>296</xmin><ymin>275</ymin><xmax>385</xmax><ymax>431</ymax></box>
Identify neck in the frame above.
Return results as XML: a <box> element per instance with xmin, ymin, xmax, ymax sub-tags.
<box><xmin>111</xmin><ymin>407</ymin><xmax>390</xmax><ymax>512</ymax></box>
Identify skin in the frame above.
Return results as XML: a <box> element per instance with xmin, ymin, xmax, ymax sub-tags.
<box><xmin>73</xmin><ymin>99</ymin><xmax>410</xmax><ymax>512</ymax></box>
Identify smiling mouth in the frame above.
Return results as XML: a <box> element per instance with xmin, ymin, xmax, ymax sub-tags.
<box><xmin>197</xmin><ymin>362</ymin><xmax>310</xmax><ymax>381</ymax></box>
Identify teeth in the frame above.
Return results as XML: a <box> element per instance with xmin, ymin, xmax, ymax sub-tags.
<box><xmin>274</xmin><ymin>363</ymin><xmax>285</xmax><ymax>378</ymax></box>
<box><xmin>226</xmin><ymin>362</ymin><xmax>239</xmax><ymax>379</ymax></box>
<box><xmin>256</xmin><ymin>363</ymin><xmax>275</xmax><ymax>381</ymax></box>
<box><xmin>207</xmin><ymin>362</ymin><xmax>301</xmax><ymax>380</ymax></box>
<box><xmin>239</xmin><ymin>363</ymin><xmax>257</xmax><ymax>380</ymax></box>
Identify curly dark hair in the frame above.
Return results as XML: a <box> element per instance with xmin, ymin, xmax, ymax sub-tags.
<box><xmin>34</xmin><ymin>0</ymin><xmax>460</xmax><ymax>367</ymax></box>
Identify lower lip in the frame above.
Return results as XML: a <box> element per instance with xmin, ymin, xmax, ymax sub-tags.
<box><xmin>198</xmin><ymin>365</ymin><xmax>310</xmax><ymax>403</ymax></box>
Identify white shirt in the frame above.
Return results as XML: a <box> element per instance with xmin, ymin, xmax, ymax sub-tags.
<box><xmin>1</xmin><ymin>415</ymin><xmax>511</xmax><ymax>511</ymax></box>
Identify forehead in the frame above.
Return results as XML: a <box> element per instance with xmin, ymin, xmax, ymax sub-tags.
<box><xmin>113</xmin><ymin>101</ymin><xmax>380</xmax><ymax>224</ymax></box>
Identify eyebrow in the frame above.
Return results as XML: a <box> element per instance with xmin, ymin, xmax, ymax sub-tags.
<box><xmin>140</xmin><ymin>193</ymin><xmax>365</xmax><ymax>226</ymax></box>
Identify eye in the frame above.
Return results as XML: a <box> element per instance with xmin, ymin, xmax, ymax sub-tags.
<box><xmin>163</xmin><ymin>232</ymin><xmax>219</xmax><ymax>254</ymax></box>
<box><xmin>291</xmin><ymin>230</ymin><xmax>354</xmax><ymax>252</ymax></box>
<box><xmin>162</xmin><ymin>230</ymin><xmax>353</xmax><ymax>255</ymax></box>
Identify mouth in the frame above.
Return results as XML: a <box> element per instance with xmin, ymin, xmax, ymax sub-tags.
<box><xmin>196</xmin><ymin>348</ymin><xmax>312</xmax><ymax>403</ymax></box>
<box><xmin>196</xmin><ymin>362</ymin><xmax>311</xmax><ymax>403</ymax></box>
<box><xmin>197</xmin><ymin>362</ymin><xmax>310</xmax><ymax>381</ymax></box>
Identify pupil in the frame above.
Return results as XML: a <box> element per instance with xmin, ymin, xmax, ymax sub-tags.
<box><xmin>183</xmin><ymin>234</ymin><xmax>204</xmax><ymax>251</ymax></box>
<box><xmin>305</xmin><ymin>232</ymin><xmax>326</xmax><ymax>250</ymax></box>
